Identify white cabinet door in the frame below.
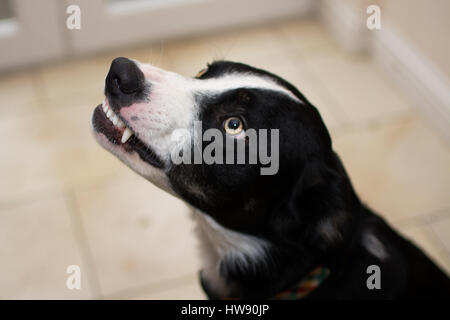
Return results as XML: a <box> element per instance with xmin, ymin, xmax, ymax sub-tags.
<box><xmin>67</xmin><ymin>0</ymin><xmax>312</xmax><ymax>55</ymax></box>
<box><xmin>0</xmin><ymin>0</ymin><xmax>312</xmax><ymax>70</ymax></box>
<box><xmin>0</xmin><ymin>0</ymin><xmax>64</xmax><ymax>71</ymax></box>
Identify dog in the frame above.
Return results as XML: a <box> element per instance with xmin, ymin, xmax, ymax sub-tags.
<box><xmin>91</xmin><ymin>57</ymin><xmax>450</xmax><ymax>299</ymax></box>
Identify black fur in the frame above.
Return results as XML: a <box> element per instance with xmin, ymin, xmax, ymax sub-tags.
<box><xmin>166</xmin><ymin>61</ymin><xmax>450</xmax><ymax>299</ymax></box>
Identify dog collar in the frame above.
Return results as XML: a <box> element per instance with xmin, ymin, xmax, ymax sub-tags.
<box><xmin>271</xmin><ymin>265</ymin><xmax>330</xmax><ymax>300</ymax></box>
<box><xmin>213</xmin><ymin>265</ymin><xmax>330</xmax><ymax>300</ymax></box>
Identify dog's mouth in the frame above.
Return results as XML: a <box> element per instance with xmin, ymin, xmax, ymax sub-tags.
<box><xmin>92</xmin><ymin>101</ymin><xmax>164</xmax><ymax>169</ymax></box>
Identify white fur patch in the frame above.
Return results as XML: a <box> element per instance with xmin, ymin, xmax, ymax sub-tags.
<box><xmin>120</xmin><ymin>62</ymin><xmax>303</xmax><ymax>169</ymax></box>
<box><xmin>98</xmin><ymin>61</ymin><xmax>304</xmax><ymax>174</ymax></box>
<box><xmin>193</xmin><ymin>73</ymin><xmax>302</xmax><ymax>103</ymax></box>
<box><xmin>362</xmin><ymin>233</ymin><xmax>388</xmax><ymax>260</ymax></box>
<box><xmin>92</xmin><ymin>130</ymin><xmax>174</xmax><ymax>196</ymax></box>
<box><xmin>316</xmin><ymin>211</ymin><xmax>347</xmax><ymax>244</ymax></box>
<box><xmin>191</xmin><ymin>209</ymin><xmax>270</xmax><ymax>295</ymax></box>
<box><xmin>193</xmin><ymin>210</ymin><xmax>270</xmax><ymax>269</ymax></box>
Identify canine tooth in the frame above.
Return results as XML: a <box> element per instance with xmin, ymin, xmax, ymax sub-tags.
<box><xmin>121</xmin><ymin>128</ymin><xmax>133</xmax><ymax>143</ymax></box>
<box><xmin>107</xmin><ymin>109</ymin><xmax>113</xmax><ymax>118</ymax></box>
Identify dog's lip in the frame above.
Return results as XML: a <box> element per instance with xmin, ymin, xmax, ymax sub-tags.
<box><xmin>92</xmin><ymin>104</ymin><xmax>164</xmax><ymax>168</ymax></box>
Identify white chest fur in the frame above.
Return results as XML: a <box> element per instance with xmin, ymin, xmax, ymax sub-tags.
<box><xmin>191</xmin><ymin>209</ymin><xmax>270</xmax><ymax>296</ymax></box>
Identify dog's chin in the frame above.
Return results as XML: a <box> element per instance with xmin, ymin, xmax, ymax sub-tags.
<box><xmin>91</xmin><ymin>103</ymin><xmax>178</xmax><ymax>192</ymax></box>
<box><xmin>91</xmin><ymin>104</ymin><xmax>164</xmax><ymax>168</ymax></box>
<box><xmin>91</xmin><ymin>103</ymin><xmax>176</xmax><ymax>194</ymax></box>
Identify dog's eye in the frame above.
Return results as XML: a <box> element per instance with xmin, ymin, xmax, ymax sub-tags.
<box><xmin>195</xmin><ymin>68</ymin><xmax>207</xmax><ymax>78</ymax></box>
<box><xmin>224</xmin><ymin>117</ymin><xmax>244</xmax><ymax>135</ymax></box>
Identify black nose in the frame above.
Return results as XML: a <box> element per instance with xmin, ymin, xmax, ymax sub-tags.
<box><xmin>105</xmin><ymin>57</ymin><xmax>145</xmax><ymax>97</ymax></box>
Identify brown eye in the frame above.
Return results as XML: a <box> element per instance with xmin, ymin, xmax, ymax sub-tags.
<box><xmin>224</xmin><ymin>117</ymin><xmax>244</xmax><ymax>135</ymax></box>
<box><xmin>195</xmin><ymin>68</ymin><xmax>207</xmax><ymax>78</ymax></box>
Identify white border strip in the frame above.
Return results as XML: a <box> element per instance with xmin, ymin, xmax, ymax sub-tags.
<box><xmin>320</xmin><ymin>0</ymin><xmax>450</xmax><ymax>143</ymax></box>
<box><xmin>372</xmin><ymin>27</ymin><xmax>450</xmax><ymax>143</ymax></box>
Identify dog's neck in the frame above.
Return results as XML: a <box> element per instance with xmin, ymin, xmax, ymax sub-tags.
<box><xmin>192</xmin><ymin>210</ymin><xmax>270</xmax><ymax>298</ymax></box>
<box><xmin>191</xmin><ymin>154</ymin><xmax>364</xmax><ymax>299</ymax></box>
<box><xmin>192</xmin><ymin>208</ymin><xmax>348</xmax><ymax>299</ymax></box>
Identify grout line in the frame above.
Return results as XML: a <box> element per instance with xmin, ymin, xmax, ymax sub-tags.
<box><xmin>420</xmin><ymin>208</ymin><xmax>450</xmax><ymax>225</ymax></box>
<box><xmin>295</xmin><ymin>62</ymin><xmax>351</xmax><ymax>125</ymax></box>
<box><xmin>392</xmin><ymin>215</ymin><xmax>424</xmax><ymax>230</ymax></box>
<box><xmin>429</xmin><ymin>227</ymin><xmax>450</xmax><ymax>256</ymax></box>
<box><xmin>393</xmin><ymin>206</ymin><xmax>450</xmax><ymax>229</ymax></box>
<box><xmin>273</xmin><ymin>23</ymin><xmax>421</xmax><ymax>140</ymax></box>
<box><xmin>64</xmin><ymin>189</ymin><xmax>104</xmax><ymax>299</ymax></box>
<box><xmin>0</xmin><ymin>187</ymin><xmax>64</xmax><ymax>212</ymax></box>
<box><xmin>276</xmin><ymin>19</ymin><xmax>424</xmax><ymax>138</ymax></box>
<box><xmin>396</xmin><ymin>222</ymin><xmax>450</xmax><ymax>268</ymax></box>
<box><xmin>330</xmin><ymin>109</ymin><xmax>413</xmax><ymax>138</ymax></box>
<box><xmin>279</xmin><ymin>36</ymin><xmax>351</xmax><ymax>126</ymax></box>
<box><xmin>0</xmin><ymin>171</ymin><xmax>119</xmax><ymax>212</ymax></box>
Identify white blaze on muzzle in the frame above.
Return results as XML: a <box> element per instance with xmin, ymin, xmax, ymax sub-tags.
<box><xmin>118</xmin><ymin>61</ymin><xmax>300</xmax><ymax>169</ymax></box>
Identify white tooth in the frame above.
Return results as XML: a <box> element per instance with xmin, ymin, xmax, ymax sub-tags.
<box><xmin>121</xmin><ymin>128</ymin><xmax>133</xmax><ymax>143</ymax></box>
<box><xmin>113</xmin><ymin>116</ymin><xmax>118</xmax><ymax>126</ymax></box>
<box><xmin>117</xmin><ymin>120</ymin><xmax>125</xmax><ymax>128</ymax></box>
<box><xmin>102</xmin><ymin>104</ymin><xmax>107</xmax><ymax>112</ymax></box>
<box><xmin>107</xmin><ymin>109</ymin><xmax>113</xmax><ymax>118</ymax></box>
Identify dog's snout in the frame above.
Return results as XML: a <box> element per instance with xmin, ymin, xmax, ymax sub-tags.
<box><xmin>106</xmin><ymin>57</ymin><xmax>145</xmax><ymax>98</ymax></box>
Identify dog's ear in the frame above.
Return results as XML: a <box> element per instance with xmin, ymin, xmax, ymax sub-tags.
<box><xmin>272</xmin><ymin>152</ymin><xmax>359</xmax><ymax>252</ymax></box>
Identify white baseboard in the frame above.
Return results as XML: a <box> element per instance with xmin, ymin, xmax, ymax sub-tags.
<box><xmin>70</xmin><ymin>0</ymin><xmax>316</xmax><ymax>55</ymax></box>
<box><xmin>319</xmin><ymin>0</ymin><xmax>450</xmax><ymax>143</ymax></box>
<box><xmin>372</xmin><ymin>27</ymin><xmax>450</xmax><ymax>143</ymax></box>
<box><xmin>319</xmin><ymin>0</ymin><xmax>368</xmax><ymax>53</ymax></box>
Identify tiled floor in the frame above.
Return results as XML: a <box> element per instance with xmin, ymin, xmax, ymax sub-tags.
<box><xmin>0</xmin><ymin>18</ymin><xmax>449</xmax><ymax>299</ymax></box>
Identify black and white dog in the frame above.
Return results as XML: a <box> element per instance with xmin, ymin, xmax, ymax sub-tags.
<box><xmin>91</xmin><ymin>57</ymin><xmax>450</xmax><ymax>299</ymax></box>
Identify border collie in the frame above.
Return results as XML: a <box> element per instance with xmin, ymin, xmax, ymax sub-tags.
<box><xmin>91</xmin><ymin>57</ymin><xmax>450</xmax><ymax>299</ymax></box>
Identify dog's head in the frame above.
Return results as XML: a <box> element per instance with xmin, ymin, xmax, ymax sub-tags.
<box><xmin>91</xmin><ymin>58</ymin><xmax>333</xmax><ymax>235</ymax></box>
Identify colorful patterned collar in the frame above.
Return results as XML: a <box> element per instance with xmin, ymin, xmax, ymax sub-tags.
<box><xmin>220</xmin><ymin>265</ymin><xmax>330</xmax><ymax>300</ymax></box>
<box><xmin>272</xmin><ymin>265</ymin><xmax>330</xmax><ymax>300</ymax></box>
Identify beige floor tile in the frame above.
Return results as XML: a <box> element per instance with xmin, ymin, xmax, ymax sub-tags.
<box><xmin>1</xmin><ymin>19</ymin><xmax>448</xmax><ymax>301</ymax></box>
<box><xmin>38</xmin><ymin>45</ymin><xmax>165</xmax><ymax>102</ymax></box>
<box><xmin>213</xmin><ymin>25</ymin><xmax>287</xmax><ymax>62</ymax></box>
<box><xmin>246</xmin><ymin>53</ymin><xmax>343</xmax><ymax>129</ymax></box>
<box><xmin>97</xmin><ymin>43</ymin><xmax>173</xmax><ymax>71</ymax></box>
<box><xmin>74</xmin><ymin>169</ymin><xmax>201</xmax><ymax>296</ymax></box>
<box><xmin>0</xmin><ymin>195</ymin><xmax>94</xmax><ymax>299</ymax></box>
<box><xmin>275</xmin><ymin>19</ymin><xmax>334</xmax><ymax>52</ymax></box>
<box><xmin>0</xmin><ymin>70</ymin><xmax>40</xmax><ymax>117</ymax></box>
<box><xmin>333</xmin><ymin>114</ymin><xmax>450</xmax><ymax>223</ymax></box>
<box><xmin>162</xmin><ymin>36</ymin><xmax>231</xmax><ymax>76</ymax></box>
<box><xmin>38</xmin><ymin>57</ymin><xmax>107</xmax><ymax>101</ymax></box>
<box><xmin>300</xmin><ymin>45</ymin><xmax>412</xmax><ymax>123</ymax></box>
<box><xmin>159</xmin><ymin>20</ymin><xmax>342</xmax><ymax>129</ymax></box>
<box><xmin>134</xmin><ymin>274</ymin><xmax>205</xmax><ymax>300</ymax></box>
<box><xmin>0</xmin><ymin>96</ymin><xmax>120</xmax><ymax>201</ymax></box>
<box><xmin>398</xmin><ymin>224</ymin><xmax>450</xmax><ymax>275</ymax></box>
<box><xmin>163</xmin><ymin>24</ymin><xmax>286</xmax><ymax>77</ymax></box>
<box><xmin>430</xmin><ymin>214</ymin><xmax>450</xmax><ymax>253</ymax></box>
